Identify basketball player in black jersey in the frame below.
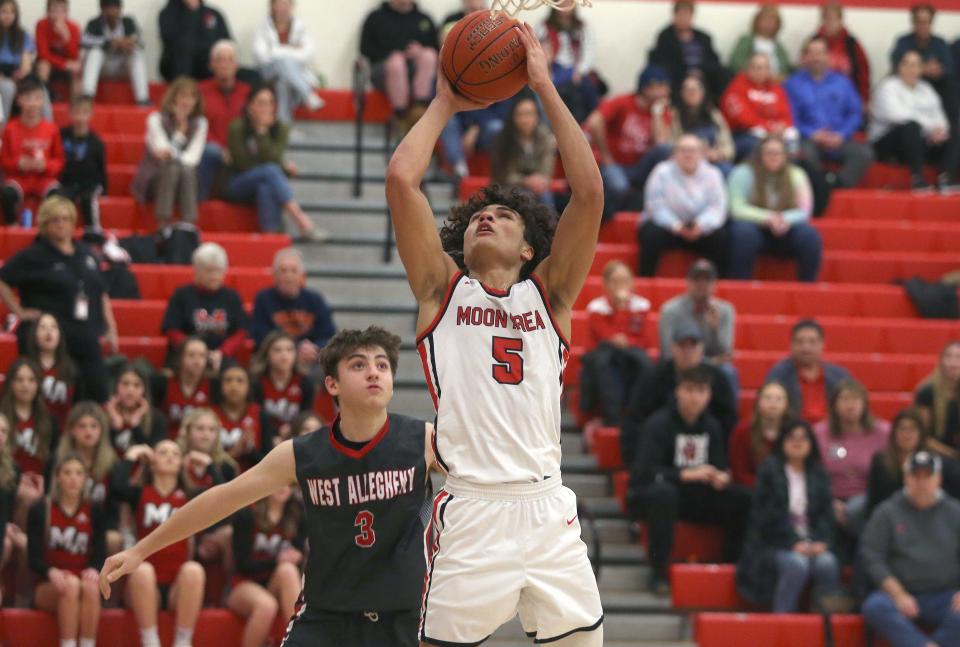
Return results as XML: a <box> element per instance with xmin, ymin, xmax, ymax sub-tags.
<box><xmin>100</xmin><ymin>327</ymin><xmax>437</xmax><ymax>646</ymax></box>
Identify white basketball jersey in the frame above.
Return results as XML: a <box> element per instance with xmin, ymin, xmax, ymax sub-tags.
<box><xmin>417</xmin><ymin>272</ymin><xmax>570</xmax><ymax>485</ymax></box>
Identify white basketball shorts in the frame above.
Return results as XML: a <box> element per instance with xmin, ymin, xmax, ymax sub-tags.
<box><xmin>418</xmin><ymin>475</ymin><xmax>604</xmax><ymax>645</ymax></box>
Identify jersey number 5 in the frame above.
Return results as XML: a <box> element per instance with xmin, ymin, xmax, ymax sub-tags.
<box><xmin>492</xmin><ymin>337</ymin><xmax>524</xmax><ymax>385</ymax></box>
<box><xmin>354</xmin><ymin>510</ymin><xmax>376</xmax><ymax>548</ymax></box>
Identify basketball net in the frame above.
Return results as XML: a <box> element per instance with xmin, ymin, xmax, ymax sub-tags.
<box><xmin>489</xmin><ymin>0</ymin><xmax>592</xmax><ymax>18</ymax></box>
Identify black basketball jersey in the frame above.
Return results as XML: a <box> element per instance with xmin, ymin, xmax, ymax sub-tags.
<box><xmin>293</xmin><ymin>413</ymin><xmax>427</xmax><ymax>612</ymax></box>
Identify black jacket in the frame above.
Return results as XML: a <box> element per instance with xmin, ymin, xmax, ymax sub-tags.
<box><xmin>360</xmin><ymin>2</ymin><xmax>438</xmax><ymax>65</ymax></box>
<box><xmin>161</xmin><ymin>284</ymin><xmax>247</xmax><ymax>351</ymax></box>
<box><xmin>81</xmin><ymin>15</ymin><xmax>141</xmax><ymax>52</ymax></box>
<box><xmin>867</xmin><ymin>450</ymin><xmax>960</xmax><ymax>516</ymax></box>
<box><xmin>60</xmin><ymin>128</ymin><xmax>107</xmax><ymax>193</ymax></box>
<box><xmin>648</xmin><ymin>25</ymin><xmax>729</xmax><ymax>97</ymax></box>
<box><xmin>736</xmin><ymin>457</ymin><xmax>835</xmax><ymax>606</ymax></box>
<box><xmin>621</xmin><ymin>359</ymin><xmax>737</xmax><ymax>466</ymax></box>
<box><xmin>158</xmin><ymin>0</ymin><xmax>231</xmax><ymax>81</ymax></box>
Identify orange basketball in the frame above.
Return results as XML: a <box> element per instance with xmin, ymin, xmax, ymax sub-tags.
<box><xmin>440</xmin><ymin>10</ymin><xmax>529</xmax><ymax>104</ymax></box>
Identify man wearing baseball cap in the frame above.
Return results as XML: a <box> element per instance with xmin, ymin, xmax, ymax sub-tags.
<box><xmin>861</xmin><ymin>451</ymin><xmax>960</xmax><ymax>647</ymax></box>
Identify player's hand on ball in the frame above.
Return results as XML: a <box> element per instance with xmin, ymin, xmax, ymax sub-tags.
<box><xmin>516</xmin><ymin>23</ymin><xmax>551</xmax><ymax>92</ymax></box>
<box><xmin>100</xmin><ymin>549</ymin><xmax>143</xmax><ymax>599</ymax></box>
<box><xmin>435</xmin><ymin>72</ymin><xmax>491</xmax><ymax>114</ymax></box>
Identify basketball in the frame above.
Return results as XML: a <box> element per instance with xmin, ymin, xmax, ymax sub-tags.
<box><xmin>440</xmin><ymin>10</ymin><xmax>529</xmax><ymax>104</ymax></box>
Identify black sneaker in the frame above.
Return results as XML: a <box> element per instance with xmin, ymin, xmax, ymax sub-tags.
<box><xmin>647</xmin><ymin>572</ymin><xmax>671</xmax><ymax>597</ymax></box>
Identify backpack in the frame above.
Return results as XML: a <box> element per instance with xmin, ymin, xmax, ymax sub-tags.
<box><xmin>158</xmin><ymin>222</ymin><xmax>201</xmax><ymax>265</ymax></box>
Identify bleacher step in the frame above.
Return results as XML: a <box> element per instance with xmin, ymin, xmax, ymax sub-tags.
<box><xmin>489</xmin><ymin>613</ymin><xmax>688</xmax><ymax>642</ymax></box>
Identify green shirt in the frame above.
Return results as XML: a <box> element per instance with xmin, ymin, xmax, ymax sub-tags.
<box><xmin>226</xmin><ymin>118</ymin><xmax>290</xmax><ymax>176</ymax></box>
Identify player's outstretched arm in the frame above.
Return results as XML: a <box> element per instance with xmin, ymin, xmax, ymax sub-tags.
<box><xmin>99</xmin><ymin>440</ymin><xmax>297</xmax><ymax>599</ymax></box>
<box><xmin>385</xmin><ymin>77</ymin><xmax>487</xmax><ymax>305</ymax></box>
<box><xmin>519</xmin><ymin>23</ymin><xmax>604</xmax><ymax>313</ymax></box>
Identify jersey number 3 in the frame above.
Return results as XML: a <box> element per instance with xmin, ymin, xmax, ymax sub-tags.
<box><xmin>492</xmin><ymin>337</ymin><xmax>524</xmax><ymax>385</ymax></box>
<box><xmin>354</xmin><ymin>510</ymin><xmax>376</xmax><ymax>548</ymax></box>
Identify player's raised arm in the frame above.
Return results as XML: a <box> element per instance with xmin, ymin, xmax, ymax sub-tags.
<box><xmin>520</xmin><ymin>23</ymin><xmax>604</xmax><ymax>312</ymax></box>
<box><xmin>385</xmin><ymin>78</ymin><xmax>483</xmax><ymax>304</ymax></box>
<box><xmin>99</xmin><ymin>440</ymin><xmax>297</xmax><ymax>598</ymax></box>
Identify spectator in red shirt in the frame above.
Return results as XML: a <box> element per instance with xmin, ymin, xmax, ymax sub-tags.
<box><xmin>814</xmin><ymin>1</ymin><xmax>871</xmax><ymax>111</ymax></box>
<box><xmin>721</xmin><ymin>52</ymin><xmax>798</xmax><ymax>160</ymax></box>
<box><xmin>0</xmin><ymin>77</ymin><xmax>64</xmax><ymax>224</ymax></box>
<box><xmin>729</xmin><ymin>380</ymin><xmax>792</xmax><ymax>487</ymax></box>
<box><xmin>585</xmin><ymin>65</ymin><xmax>673</xmax><ymax>220</ymax></box>
<box><xmin>578</xmin><ymin>260</ymin><xmax>652</xmax><ymax>425</ymax></box>
<box><xmin>34</xmin><ymin>0</ymin><xmax>81</xmax><ymax>101</ymax></box>
<box><xmin>197</xmin><ymin>40</ymin><xmax>249</xmax><ymax>201</ymax></box>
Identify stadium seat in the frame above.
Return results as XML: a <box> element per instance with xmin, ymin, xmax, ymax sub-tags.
<box><xmin>104</xmin><ymin>134</ymin><xmax>147</xmax><ymax>165</ymax></box>
<box><xmin>99</xmin><ymin>197</ymin><xmax>260</xmax><ymax>233</ymax></box>
<box><xmin>638</xmin><ymin>522</ymin><xmax>726</xmax><ymax>563</ymax></box>
<box><xmin>590</xmin><ymin>426</ymin><xmax>623</xmax><ymax>470</ymax></box>
<box><xmin>53</xmin><ymin>103</ymin><xmax>150</xmax><ymax>136</ymax></box>
<box><xmin>104</xmin><ymin>166</ymin><xmax>137</xmax><ymax>198</ymax></box>
<box><xmin>695</xmin><ymin>613</ymin><xmax>824</xmax><ymax>647</ymax></box>
<box><xmin>671</xmin><ymin>564</ymin><xmax>746</xmax><ymax>610</ymax></box>
<box><xmin>457</xmin><ymin>176</ymin><xmax>569</xmax><ymax>201</ymax></box>
<box><xmin>131</xmin><ymin>265</ymin><xmax>272</xmax><ymax>302</ymax></box>
<box><xmin>92</xmin><ymin>80</ymin><xmax>167</xmax><ymax>106</ymax></box>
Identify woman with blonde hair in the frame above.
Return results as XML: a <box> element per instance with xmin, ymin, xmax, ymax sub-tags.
<box><xmin>132</xmin><ymin>76</ymin><xmax>208</xmax><ymax>225</ymax></box>
<box><xmin>729</xmin><ymin>4</ymin><xmax>792</xmax><ymax>79</ymax></box>
<box><xmin>914</xmin><ymin>340</ymin><xmax>960</xmax><ymax>458</ymax></box>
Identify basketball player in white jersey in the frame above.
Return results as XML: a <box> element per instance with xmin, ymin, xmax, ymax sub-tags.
<box><xmin>386</xmin><ymin>23</ymin><xmax>603</xmax><ymax>647</ymax></box>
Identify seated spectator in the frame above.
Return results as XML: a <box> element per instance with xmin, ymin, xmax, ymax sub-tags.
<box><xmin>251</xmin><ymin>331</ymin><xmax>315</xmax><ymax>441</ymax></box>
<box><xmin>537</xmin><ymin>7</ymin><xmax>599</xmax><ymax>123</ymax></box>
<box><xmin>721</xmin><ymin>52</ymin><xmax>799</xmax><ymax>160</ymax></box>
<box><xmin>670</xmin><ymin>73</ymin><xmax>734</xmax><ymax>176</ymax></box>
<box><xmin>0</xmin><ymin>197</ymin><xmax>117</xmax><ymax>403</ymax></box>
<box><xmin>250</xmin><ymin>248</ymin><xmax>336</xmax><ymax>364</ymax></box>
<box><xmin>227</xmin><ymin>486</ymin><xmax>303</xmax><ymax>647</ymax></box>
<box><xmin>627</xmin><ymin>366</ymin><xmax>750</xmax><ymax>594</ymax></box>
<box><xmin>737</xmin><ymin>421</ymin><xmax>841</xmax><ymax>612</ymax></box>
<box><xmin>214</xmin><ymin>363</ymin><xmax>268</xmax><ymax>472</ymax></box>
<box><xmin>0</xmin><ymin>0</ymin><xmax>35</xmax><ymax>121</ymax></box>
<box><xmin>360</xmin><ymin>0</ymin><xmax>438</xmax><ymax>130</ymax></box>
<box><xmin>728</xmin><ymin>136</ymin><xmax>822</xmax><ymax>282</ymax></box>
<box><xmin>729</xmin><ymin>4</ymin><xmax>791</xmax><ymax>81</ymax></box>
<box><xmin>729</xmin><ymin>381</ymin><xmax>792</xmax><ymax>487</ymax></box>
<box><xmin>578</xmin><ymin>260</ymin><xmax>652</xmax><ymax>426</ymax></box>
<box><xmin>648</xmin><ymin>0</ymin><xmax>728</xmax><ymax>99</ymax></box>
<box><xmin>80</xmin><ymin>0</ymin><xmax>149</xmax><ymax>106</ymax></box>
<box><xmin>197</xmin><ymin>40</ymin><xmax>250</xmax><ymax>201</ymax></box>
<box><xmin>162</xmin><ymin>243</ymin><xmax>247</xmax><ymax>371</ymax></box>
<box><xmin>111</xmin><ymin>440</ymin><xmax>205</xmax><ymax>647</ymax></box>
<box><xmin>914</xmin><ymin>340</ymin><xmax>960</xmax><ymax>459</ymax></box>
<box><xmin>104</xmin><ymin>364</ymin><xmax>166</xmax><ymax>454</ymax></box>
<box><xmin>814</xmin><ymin>2</ymin><xmax>871</xmax><ymax>109</ymax></box>
<box><xmin>870</xmin><ymin>49</ymin><xmax>959</xmax><ymax>192</ymax></box>
<box><xmin>253</xmin><ymin>0</ymin><xmax>324</xmax><ymax>123</ymax></box>
<box><xmin>158</xmin><ymin>0</ymin><xmax>229</xmax><ymax>82</ymax></box>
<box><xmin>658</xmin><ymin>259</ymin><xmax>737</xmax><ymax>389</ymax></box>
<box><xmin>814</xmin><ymin>379</ymin><xmax>890</xmax><ymax>535</ymax></box>
<box><xmin>861</xmin><ymin>451</ymin><xmax>960</xmax><ymax>647</ymax></box>
<box><xmin>22</xmin><ymin>313</ymin><xmax>76</xmax><ymax>429</ymax></box>
<box><xmin>35</xmin><ymin>0</ymin><xmax>81</xmax><ymax>102</ymax></box>
<box><xmin>786</xmin><ymin>37</ymin><xmax>873</xmax><ymax>189</ymax></box>
<box><xmin>224</xmin><ymin>84</ymin><xmax>323</xmax><ymax>239</ymax></box>
<box><xmin>158</xmin><ymin>337</ymin><xmax>212</xmax><ymax>438</ymax></box>
<box><xmin>640</xmin><ymin>135</ymin><xmax>728</xmax><ymax>276</ymax></box>
<box><xmin>492</xmin><ymin>93</ymin><xmax>557</xmax><ymax>207</ymax></box>
<box><xmin>131</xmin><ymin>77</ymin><xmax>207</xmax><ymax>226</ymax></box>
<box><xmin>765</xmin><ymin>319</ymin><xmax>851</xmax><ymax>423</ymax></box>
<box><xmin>0</xmin><ymin>77</ymin><xmax>64</xmax><ymax>224</ymax></box>
<box><xmin>585</xmin><ymin>65</ymin><xmax>672</xmax><ymax>220</ymax></box>
<box><xmin>439</xmin><ymin>100</ymin><xmax>508</xmax><ymax>180</ymax></box>
<box><xmin>890</xmin><ymin>4</ymin><xmax>958</xmax><ymax>131</ymax></box>
<box><xmin>28</xmin><ymin>454</ymin><xmax>104</xmax><ymax>647</ymax></box>
<box><xmin>59</xmin><ymin>95</ymin><xmax>107</xmax><ymax>228</ymax></box>
<box><xmin>439</xmin><ymin>0</ymin><xmax>485</xmax><ymax>38</ymax></box>
<box><xmin>621</xmin><ymin>323</ymin><xmax>737</xmax><ymax>465</ymax></box>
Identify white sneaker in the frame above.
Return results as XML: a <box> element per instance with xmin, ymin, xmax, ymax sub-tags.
<box><xmin>305</xmin><ymin>93</ymin><xmax>325</xmax><ymax>112</ymax></box>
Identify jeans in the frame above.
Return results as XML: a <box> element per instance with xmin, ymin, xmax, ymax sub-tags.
<box><xmin>198</xmin><ymin>143</ymin><xmax>223</xmax><ymax>201</ymax></box>
<box><xmin>261</xmin><ymin>58</ymin><xmax>316</xmax><ymax>123</ymax></box>
<box><xmin>863</xmin><ymin>589</ymin><xmax>960</xmax><ymax>647</ymax></box>
<box><xmin>728</xmin><ymin>220</ymin><xmax>823</xmax><ymax>282</ymax></box>
<box><xmin>799</xmin><ymin>138</ymin><xmax>874</xmax><ymax>188</ymax></box>
<box><xmin>773</xmin><ymin>550</ymin><xmax>841</xmax><ymax>613</ymax></box>
<box><xmin>225</xmin><ymin>163</ymin><xmax>293</xmax><ymax>232</ymax></box>
<box><xmin>637</xmin><ymin>220</ymin><xmax>730</xmax><ymax>277</ymax></box>
<box><xmin>82</xmin><ymin>47</ymin><xmax>149</xmax><ymax>103</ymax></box>
<box><xmin>439</xmin><ymin>115</ymin><xmax>505</xmax><ymax>167</ymax></box>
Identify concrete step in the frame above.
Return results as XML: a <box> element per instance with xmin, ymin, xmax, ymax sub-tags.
<box><xmin>563</xmin><ymin>473</ymin><xmax>608</xmax><ymax>498</ymax></box>
<box><xmin>582</xmin><ymin>496</ymin><xmax>632</xmax><ymax>520</ymax></box>
<box><xmin>309</xmin><ymin>275</ymin><xmax>416</xmax><ymax>307</ymax></box>
<box><xmin>289</xmin><ymin>121</ymin><xmax>389</xmax><ymax>149</ymax></box>
<box><xmin>308</xmin><ymin>210</ymin><xmax>446</xmax><ymax>239</ymax></box>
<box><xmin>597</xmin><ymin>564</ymin><xmax>650</xmax><ymax>592</ymax></box>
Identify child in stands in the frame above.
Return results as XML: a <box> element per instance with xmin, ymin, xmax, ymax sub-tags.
<box><xmin>159</xmin><ymin>337</ymin><xmax>212</xmax><ymax>439</ymax></box>
<box><xmin>59</xmin><ymin>95</ymin><xmax>107</xmax><ymax>228</ymax></box>
<box><xmin>251</xmin><ymin>331</ymin><xmax>314</xmax><ymax>442</ymax></box>
<box><xmin>35</xmin><ymin>0</ymin><xmax>81</xmax><ymax>101</ymax></box>
<box><xmin>228</xmin><ymin>485</ymin><xmax>304</xmax><ymax>647</ymax></box>
<box><xmin>28</xmin><ymin>453</ymin><xmax>105</xmax><ymax>647</ymax></box>
<box><xmin>23</xmin><ymin>312</ymin><xmax>77</xmax><ymax>430</ymax></box>
<box><xmin>112</xmin><ymin>440</ymin><xmax>204</xmax><ymax>647</ymax></box>
<box><xmin>215</xmin><ymin>363</ymin><xmax>269</xmax><ymax>473</ymax></box>
<box><xmin>105</xmin><ymin>365</ymin><xmax>167</xmax><ymax>455</ymax></box>
<box><xmin>0</xmin><ymin>358</ymin><xmax>59</xmax><ymax>523</ymax></box>
<box><xmin>0</xmin><ymin>77</ymin><xmax>64</xmax><ymax>224</ymax></box>
<box><xmin>55</xmin><ymin>402</ymin><xmax>120</xmax><ymax>553</ymax></box>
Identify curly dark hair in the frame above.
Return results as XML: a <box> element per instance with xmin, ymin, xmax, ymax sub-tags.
<box><xmin>440</xmin><ymin>185</ymin><xmax>556</xmax><ymax>281</ymax></box>
<box><xmin>320</xmin><ymin>326</ymin><xmax>402</xmax><ymax>380</ymax></box>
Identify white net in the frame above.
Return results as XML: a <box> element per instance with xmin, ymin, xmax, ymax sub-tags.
<box><xmin>489</xmin><ymin>0</ymin><xmax>592</xmax><ymax>18</ymax></box>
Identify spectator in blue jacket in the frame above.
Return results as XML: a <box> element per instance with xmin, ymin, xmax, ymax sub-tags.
<box><xmin>250</xmin><ymin>248</ymin><xmax>335</xmax><ymax>366</ymax></box>
<box><xmin>786</xmin><ymin>37</ymin><xmax>873</xmax><ymax>189</ymax></box>
<box><xmin>890</xmin><ymin>4</ymin><xmax>957</xmax><ymax>128</ymax></box>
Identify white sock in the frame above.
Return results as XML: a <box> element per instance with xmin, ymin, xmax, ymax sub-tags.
<box><xmin>140</xmin><ymin>627</ymin><xmax>161</xmax><ymax>647</ymax></box>
<box><xmin>79</xmin><ymin>639</ymin><xmax>96</xmax><ymax>647</ymax></box>
<box><xmin>173</xmin><ymin>627</ymin><xmax>194</xmax><ymax>647</ymax></box>
<box><xmin>60</xmin><ymin>640</ymin><xmax>77</xmax><ymax>647</ymax></box>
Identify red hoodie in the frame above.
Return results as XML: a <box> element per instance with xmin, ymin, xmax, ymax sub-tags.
<box><xmin>0</xmin><ymin>118</ymin><xmax>65</xmax><ymax>186</ymax></box>
<box><xmin>816</xmin><ymin>25</ymin><xmax>871</xmax><ymax>106</ymax></box>
<box><xmin>720</xmin><ymin>72</ymin><xmax>794</xmax><ymax>133</ymax></box>
<box><xmin>35</xmin><ymin>17</ymin><xmax>81</xmax><ymax>70</ymax></box>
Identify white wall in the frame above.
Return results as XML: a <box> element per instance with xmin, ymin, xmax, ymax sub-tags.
<box><xmin>21</xmin><ymin>0</ymin><xmax>960</xmax><ymax>96</ymax></box>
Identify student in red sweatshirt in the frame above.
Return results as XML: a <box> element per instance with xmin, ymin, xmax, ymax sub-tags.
<box><xmin>721</xmin><ymin>52</ymin><xmax>798</xmax><ymax>161</ymax></box>
<box><xmin>0</xmin><ymin>77</ymin><xmax>65</xmax><ymax>223</ymax></box>
<box><xmin>35</xmin><ymin>0</ymin><xmax>81</xmax><ymax>100</ymax></box>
